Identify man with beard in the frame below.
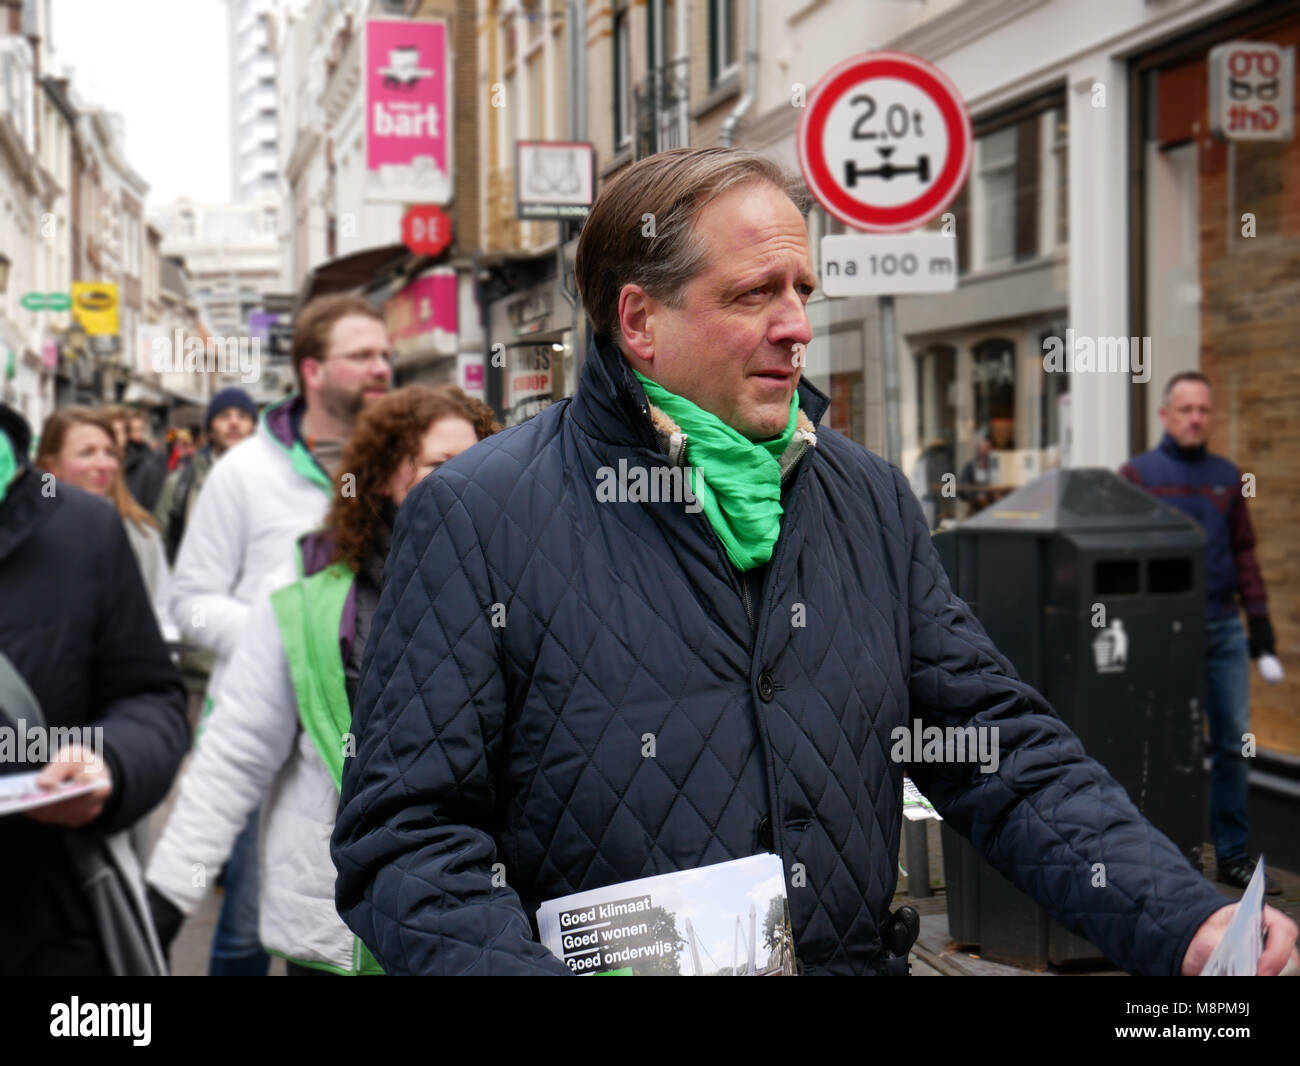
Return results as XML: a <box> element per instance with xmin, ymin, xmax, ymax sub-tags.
<box><xmin>168</xmin><ymin>293</ymin><xmax>391</xmax><ymax>974</ymax></box>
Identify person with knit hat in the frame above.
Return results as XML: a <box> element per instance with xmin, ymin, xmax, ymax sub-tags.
<box><xmin>155</xmin><ymin>387</ymin><xmax>258</xmax><ymax>566</ymax></box>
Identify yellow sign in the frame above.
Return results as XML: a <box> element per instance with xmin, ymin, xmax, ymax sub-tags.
<box><xmin>72</xmin><ymin>282</ymin><xmax>119</xmax><ymax>336</ymax></box>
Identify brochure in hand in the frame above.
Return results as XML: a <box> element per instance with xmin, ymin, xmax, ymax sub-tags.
<box><xmin>0</xmin><ymin>770</ymin><xmax>102</xmax><ymax>817</ymax></box>
<box><xmin>537</xmin><ymin>853</ymin><xmax>795</xmax><ymax>975</ymax></box>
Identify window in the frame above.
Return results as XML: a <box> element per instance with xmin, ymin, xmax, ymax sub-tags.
<box><xmin>1037</xmin><ymin>324</ymin><xmax>1070</xmax><ymax>450</ymax></box>
<box><xmin>971</xmin><ymin>338</ymin><xmax>1017</xmax><ymax>445</ymax></box>
<box><xmin>1050</xmin><ymin>108</ymin><xmax>1069</xmax><ymax>247</ymax></box>
<box><xmin>613</xmin><ymin>2</ymin><xmax>631</xmax><ymax>149</ymax></box>
<box><xmin>709</xmin><ymin>0</ymin><xmax>736</xmax><ymax>87</ymax></box>
<box><xmin>977</xmin><ymin>126</ymin><xmax>1016</xmax><ymax>267</ymax></box>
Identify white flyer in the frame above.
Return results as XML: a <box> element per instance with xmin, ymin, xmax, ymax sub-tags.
<box><xmin>536</xmin><ymin>853</ymin><xmax>794</xmax><ymax>975</ymax></box>
<box><xmin>1200</xmin><ymin>857</ymin><xmax>1266</xmax><ymax>976</ymax></box>
<box><xmin>0</xmin><ymin>771</ymin><xmax>103</xmax><ymax>817</ymax></box>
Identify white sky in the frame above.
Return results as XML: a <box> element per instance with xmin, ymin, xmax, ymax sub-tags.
<box><xmin>50</xmin><ymin>0</ymin><xmax>232</xmax><ymax>206</ymax></box>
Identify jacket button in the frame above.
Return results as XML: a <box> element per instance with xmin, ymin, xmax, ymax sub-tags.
<box><xmin>757</xmin><ymin>817</ymin><xmax>774</xmax><ymax>850</ymax></box>
<box><xmin>757</xmin><ymin>671</ymin><xmax>775</xmax><ymax>702</ymax></box>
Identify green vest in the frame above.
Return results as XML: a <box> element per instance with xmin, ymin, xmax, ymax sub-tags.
<box><xmin>271</xmin><ymin>556</ymin><xmax>384</xmax><ymax>977</ymax></box>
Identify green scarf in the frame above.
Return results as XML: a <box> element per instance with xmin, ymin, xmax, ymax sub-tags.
<box><xmin>635</xmin><ymin>371</ymin><xmax>798</xmax><ymax>571</ymax></box>
<box><xmin>0</xmin><ymin>429</ymin><xmax>15</xmax><ymax>507</ymax></box>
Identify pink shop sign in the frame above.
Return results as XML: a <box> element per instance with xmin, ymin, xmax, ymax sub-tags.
<box><xmin>384</xmin><ymin>270</ymin><xmax>458</xmax><ymax>357</ymax></box>
<box><xmin>365</xmin><ymin>17</ymin><xmax>451</xmax><ymax>205</ymax></box>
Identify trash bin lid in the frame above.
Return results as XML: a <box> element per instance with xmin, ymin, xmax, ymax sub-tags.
<box><xmin>960</xmin><ymin>468</ymin><xmax>1201</xmax><ymax>534</ymax></box>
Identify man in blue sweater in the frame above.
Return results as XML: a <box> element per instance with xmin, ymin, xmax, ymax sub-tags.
<box><xmin>1121</xmin><ymin>371</ymin><xmax>1283</xmax><ymax>894</ymax></box>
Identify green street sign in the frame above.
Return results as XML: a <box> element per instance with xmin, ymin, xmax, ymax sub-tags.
<box><xmin>18</xmin><ymin>292</ymin><xmax>72</xmax><ymax>312</ymax></box>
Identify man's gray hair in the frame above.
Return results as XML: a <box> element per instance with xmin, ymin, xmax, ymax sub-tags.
<box><xmin>1163</xmin><ymin>370</ymin><xmax>1212</xmax><ymax>403</ymax></box>
<box><xmin>574</xmin><ymin>147</ymin><xmax>810</xmax><ymax>346</ymax></box>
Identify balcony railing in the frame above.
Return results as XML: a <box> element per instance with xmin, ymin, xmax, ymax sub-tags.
<box><xmin>634</xmin><ymin>58</ymin><xmax>689</xmax><ymax>161</ymax></box>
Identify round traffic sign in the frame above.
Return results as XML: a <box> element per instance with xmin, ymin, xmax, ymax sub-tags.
<box><xmin>797</xmin><ymin>51</ymin><xmax>973</xmax><ymax>234</ymax></box>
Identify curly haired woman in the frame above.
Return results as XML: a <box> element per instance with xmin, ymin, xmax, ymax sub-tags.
<box><xmin>145</xmin><ymin>385</ymin><xmax>499</xmax><ymax>975</ymax></box>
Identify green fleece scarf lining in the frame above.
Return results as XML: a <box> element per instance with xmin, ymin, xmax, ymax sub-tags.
<box><xmin>0</xmin><ymin>430</ymin><xmax>15</xmax><ymax>507</ymax></box>
<box><xmin>635</xmin><ymin>371</ymin><xmax>798</xmax><ymax>571</ymax></box>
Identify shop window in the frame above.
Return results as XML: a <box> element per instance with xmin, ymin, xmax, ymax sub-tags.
<box><xmin>971</xmin><ymin>337</ymin><xmax>1016</xmax><ymax>447</ymax></box>
<box><xmin>916</xmin><ymin>344</ymin><xmax>957</xmax><ymax>455</ymax></box>
<box><xmin>1037</xmin><ymin>324</ymin><xmax>1070</xmax><ymax>452</ymax></box>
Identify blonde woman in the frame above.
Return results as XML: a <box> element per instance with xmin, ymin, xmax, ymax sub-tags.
<box><xmin>37</xmin><ymin>407</ymin><xmax>176</xmax><ymax>641</ymax></box>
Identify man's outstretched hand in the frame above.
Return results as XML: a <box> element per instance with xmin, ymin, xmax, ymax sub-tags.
<box><xmin>1181</xmin><ymin>903</ymin><xmax>1299</xmax><ymax>976</ymax></box>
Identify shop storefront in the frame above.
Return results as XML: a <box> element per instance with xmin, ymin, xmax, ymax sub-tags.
<box><xmin>383</xmin><ymin>266</ymin><xmax>473</xmax><ymax>392</ymax></box>
<box><xmin>484</xmin><ymin>254</ymin><xmax>579</xmax><ymax>428</ymax></box>
<box><xmin>1132</xmin><ymin>1</ymin><xmax>1300</xmax><ymax>769</ymax></box>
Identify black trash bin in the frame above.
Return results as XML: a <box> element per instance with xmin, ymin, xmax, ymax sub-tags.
<box><xmin>931</xmin><ymin>467</ymin><xmax>1207</xmax><ymax>970</ymax></box>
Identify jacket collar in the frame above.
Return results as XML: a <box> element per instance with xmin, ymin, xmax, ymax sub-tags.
<box><xmin>1159</xmin><ymin>431</ymin><xmax>1206</xmax><ymax>461</ymax></box>
<box><xmin>569</xmin><ymin>334</ymin><xmax>830</xmax><ymax>452</ymax></box>
<box><xmin>261</xmin><ymin>393</ymin><xmax>333</xmax><ymax>494</ymax></box>
<box><xmin>263</xmin><ymin>393</ymin><xmax>304</xmax><ymax>450</ymax></box>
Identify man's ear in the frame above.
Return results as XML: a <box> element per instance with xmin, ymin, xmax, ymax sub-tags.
<box><xmin>300</xmin><ymin>358</ymin><xmax>323</xmax><ymax>395</ymax></box>
<box><xmin>617</xmin><ymin>284</ymin><xmax>656</xmax><ymax>366</ymax></box>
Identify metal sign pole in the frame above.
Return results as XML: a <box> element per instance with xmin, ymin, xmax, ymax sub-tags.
<box><xmin>879</xmin><ymin>294</ymin><xmax>901</xmax><ymax>466</ymax></box>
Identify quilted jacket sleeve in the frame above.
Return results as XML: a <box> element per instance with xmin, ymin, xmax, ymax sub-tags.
<box><xmin>332</xmin><ymin>472</ymin><xmax>572</xmax><ymax>976</ymax></box>
<box><xmin>892</xmin><ymin>466</ymin><xmax>1229</xmax><ymax>976</ymax></box>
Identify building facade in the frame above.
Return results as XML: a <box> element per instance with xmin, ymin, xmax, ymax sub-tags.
<box><xmin>229</xmin><ymin>0</ymin><xmax>286</xmax><ymax>201</ymax></box>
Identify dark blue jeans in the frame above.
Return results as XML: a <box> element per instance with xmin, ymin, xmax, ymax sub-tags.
<box><xmin>209</xmin><ymin>806</ymin><xmax>270</xmax><ymax>976</ymax></box>
<box><xmin>1205</xmin><ymin>616</ymin><xmax>1251</xmax><ymax>864</ymax></box>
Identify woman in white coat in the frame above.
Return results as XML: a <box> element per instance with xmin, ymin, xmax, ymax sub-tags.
<box><xmin>144</xmin><ymin>386</ymin><xmax>499</xmax><ymax>975</ymax></box>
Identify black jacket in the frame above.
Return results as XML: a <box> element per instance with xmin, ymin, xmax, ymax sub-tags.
<box><xmin>125</xmin><ymin>439</ymin><xmax>167</xmax><ymax>512</ymax></box>
<box><xmin>0</xmin><ymin>404</ymin><xmax>190</xmax><ymax>975</ymax></box>
<box><xmin>334</xmin><ymin>337</ymin><xmax>1229</xmax><ymax>976</ymax></box>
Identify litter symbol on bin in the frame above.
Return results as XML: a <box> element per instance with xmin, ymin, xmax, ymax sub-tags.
<box><xmin>1092</xmin><ymin>618</ymin><xmax>1128</xmax><ymax>674</ymax></box>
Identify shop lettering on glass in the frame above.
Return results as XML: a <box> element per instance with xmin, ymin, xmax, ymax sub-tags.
<box><xmin>508</xmin><ymin>349</ymin><xmax>553</xmax><ymax>424</ymax></box>
<box><xmin>1209</xmin><ymin>42</ymin><xmax>1295</xmax><ymax>142</ymax></box>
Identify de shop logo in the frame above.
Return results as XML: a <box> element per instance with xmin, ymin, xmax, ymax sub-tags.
<box><xmin>797</xmin><ymin>51</ymin><xmax>973</xmax><ymax>234</ymax></box>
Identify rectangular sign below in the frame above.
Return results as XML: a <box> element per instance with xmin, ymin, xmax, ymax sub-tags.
<box><xmin>820</xmin><ymin>232</ymin><xmax>958</xmax><ymax>296</ymax></box>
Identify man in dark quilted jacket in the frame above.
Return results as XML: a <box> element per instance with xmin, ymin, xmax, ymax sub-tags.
<box><xmin>333</xmin><ymin>148</ymin><xmax>1298</xmax><ymax>976</ymax></box>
